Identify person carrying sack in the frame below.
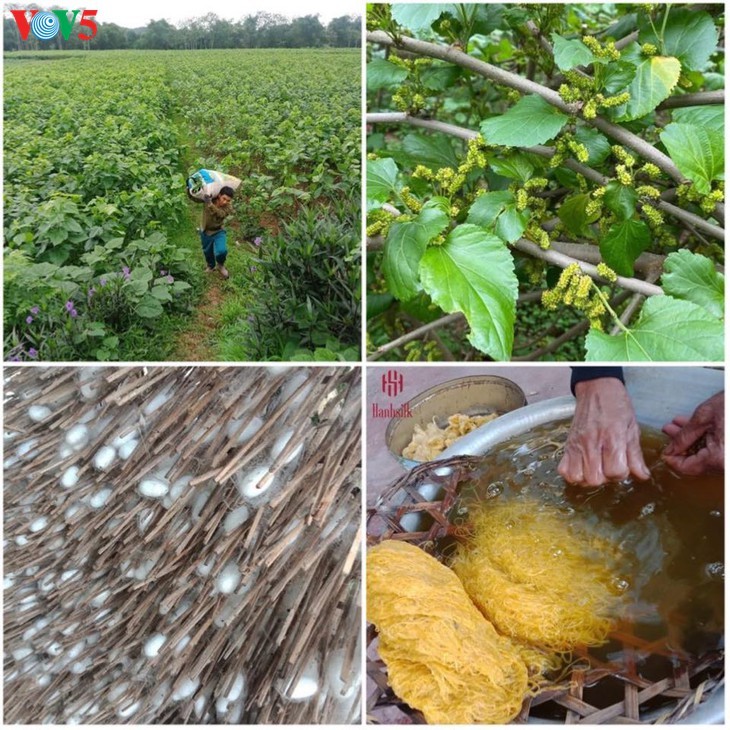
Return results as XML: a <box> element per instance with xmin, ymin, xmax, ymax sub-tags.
<box><xmin>200</xmin><ymin>187</ymin><xmax>234</xmax><ymax>279</ymax></box>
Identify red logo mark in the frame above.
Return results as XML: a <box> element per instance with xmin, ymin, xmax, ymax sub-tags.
<box><xmin>381</xmin><ymin>370</ymin><xmax>404</xmax><ymax>397</ymax></box>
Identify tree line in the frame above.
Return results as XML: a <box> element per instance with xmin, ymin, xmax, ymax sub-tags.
<box><xmin>3</xmin><ymin>10</ymin><xmax>361</xmax><ymax>51</ymax></box>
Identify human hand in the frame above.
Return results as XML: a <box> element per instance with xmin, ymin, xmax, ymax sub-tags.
<box><xmin>662</xmin><ymin>392</ymin><xmax>724</xmax><ymax>476</ymax></box>
<box><xmin>558</xmin><ymin>377</ymin><xmax>651</xmax><ymax>487</ymax></box>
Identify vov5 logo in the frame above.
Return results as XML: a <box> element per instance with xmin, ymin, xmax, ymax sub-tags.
<box><xmin>10</xmin><ymin>9</ymin><xmax>99</xmax><ymax>42</ymax></box>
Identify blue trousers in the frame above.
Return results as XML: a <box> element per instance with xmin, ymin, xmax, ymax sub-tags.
<box><xmin>200</xmin><ymin>229</ymin><xmax>227</xmax><ymax>268</ymax></box>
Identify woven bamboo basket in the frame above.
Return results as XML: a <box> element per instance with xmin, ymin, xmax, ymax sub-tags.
<box><xmin>367</xmin><ymin>455</ymin><xmax>724</xmax><ymax>725</ymax></box>
<box><xmin>4</xmin><ymin>366</ymin><xmax>361</xmax><ymax>724</ymax></box>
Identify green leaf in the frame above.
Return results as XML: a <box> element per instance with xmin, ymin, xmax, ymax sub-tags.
<box><xmin>659</xmin><ymin>123</ymin><xmax>724</xmax><ymax>195</ymax></box>
<box><xmin>402</xmin><ymin>133</ymin><xmax>459</xmax><ymax>170</ymax></box>
<box><xmin>661</xmin><ymin>250</ymin><xmax>724</xmax><ymax>319</ymax></box>
<box><xmin>419</xmin><ymin>224</ymin><xmax>518</xmax><ymax>360</ymax></box>
<box><xmin>391</xmin><ymin>3</ymin><xmax>451</xmax><ymax>32</ymax></box>
<box><xmin>585</xmin><ymin>296</ymin><xmax>723</xmax><ymax>361</ymax></box>
<box><xmin>551</xmin><ymin>33</ymin><xmax>600</xmax><ymax>71</ymax></box>
<box><xmin>466</xmin><ymin>191</ymin><xmax>514</xmax><ymax>226</ymax></box>
<box><xmin>574</xmin><ymin>126</ymin><xmax>611</xmax><ymax>166</ymax></box>
<box><xmin>367</xmin><ymin>292</ymin><xmax>395</xmax><ymax>319</ymax></box>
<box><xmin>481</xmin><ymin>95</ymin><xmax>569</xmax><ymax>147</ymax></box>
<box><xmin>382</xmin><ymin>202</ymin><xmax>449</xmax><ymax>302</ymax></box>
<box><xmin>557</xmin><ymin>193</ymin><xmax>599</xmax><ymax>237</ymax></box>
<box><xmin>421</xmin><ymin>64</ymin><xmax>462</xmax><ymax>91</ymax></box>
<box><xmin>150</xmin><ymin>285</ymin><xmax>173</xmax><ymax>302</ymax></box>
<box><xmin>599</xmin><ymin>219</ymin><xmax>651</xmax><ymax>277</ymax></box>
<box><xmin>604</xmin><ymin>181</ymin><xmax>638</xmax><ymax>221</ymax></box>
<box><xmin>495</xmin><ymin>204</ymin><xmax>529</xmax><ymax>244</ymax></box>
<box><xmin>601</xmin><ymin>61</ymin><xmax>637</xmax><ymax>95</ymax></box>
<box><xmin>136</xmin><ymin>293</ymin><xmax>164</xmax><ymax>319</ymax></box>
<box><xmin>367</xmin><ymin>158</ymin><xmax>399</xmax><ymax>203</ymax></box>
<box><xmin>618</xmin><ymin>56</ymin><xmax>681</xmax><ymax>122</ymax></box>
<box><xmin>489</xmin><ymin>153</ymin><xmax>534</xmax><ymax>183</ymax></box>
<box><xmin>641</xmin><ymin>9</ymin><xmax>719</xmax><ymax>72</ymax></box>
<box><xmin>367</xmin><ymin>59</ymin><xmax>409</xmax><ymax>92</ymax></box>
<box><xmin>672</xmin><ymin>106</ymin><xmax>724</xmax><ymax>135</ymax></box>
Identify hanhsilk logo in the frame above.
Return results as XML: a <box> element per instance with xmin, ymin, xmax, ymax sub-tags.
<box><xmin>10</xmin><ymin>9</ymin><xmax>99</xmax><ymax>41</ymax></box>
<box><xmin>381</xmin><ymin>370</ymin><xmax>404</xmax><ymax>398</ymax></box>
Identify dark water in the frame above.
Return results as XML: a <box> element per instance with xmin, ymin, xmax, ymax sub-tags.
<box><xmin>448</xmin><ymin>420</ymin><xmax>724</xmax><ymax>665</ymax></box>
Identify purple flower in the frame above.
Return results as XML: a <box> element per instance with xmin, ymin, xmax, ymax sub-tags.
<box><xmin>65</xmin><ymin>300</ymin><xmax>75</xmax><ymax>312</ymax></box>
<box><xmin>253</xmin><ymin>237</ymin><xmax>263</xmax><ymax>247</ymax></box>
<box><xmin>160</xmin><ymin>270</ymin><xmax>167</xmax><ymax>276</ymax></box>
<box><xmin>167</xmin><ymin>275</ymin><xmax>174</xmax><ymax>283</ymax></box>
<box><xmin>88</xmin><ymin>287</ymin><xmax>96</xmax><ymax>298</ymax></box>
<box><xmin>8</xmin><ymin>356</ymin><xmax>20</xmax><ymax>362</ymax></box>
<box><xmin>30</xmin><ymin>306</ymin><xmax>40</xmax><ymax>315</ymax></box>
<box><xmin>249</xmin><ymin>266</ymin><xmax>257</xmax><ymax>273</ymax></box>
<box><xmin>122</xmin><ymin>266</ymin><xmax>131</xmax><ymax>280</ymax></box>
<box><xmin>28</xmin><ymin>348</ymin><xmax>38</xmax><ymax>359</ymax></box>
<box><xmin>100</xmin><ymin>278</ymin><xmax>107</xmax><ymax>287</ymax></box>
<box><xmin>70</xmin><ymin>309</ymin><xmax>78</xmax><ymax>319</ymax></box>
<box><xmin>26</xmin><ymin>316</ymin><xmax>33</xmax><ymax>325</ymax></box>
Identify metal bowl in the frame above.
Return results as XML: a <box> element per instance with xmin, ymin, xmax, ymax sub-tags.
<box><xmin>385</xmin><ymin>375</ymin><xmax>527</xmax><ymax>470</ymax></box>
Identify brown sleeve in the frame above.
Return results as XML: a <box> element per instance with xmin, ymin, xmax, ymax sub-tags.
<box><xmin>205</xmin><ymin>203</ymin><xmax>228</xmax><ymax>225</ymax></box>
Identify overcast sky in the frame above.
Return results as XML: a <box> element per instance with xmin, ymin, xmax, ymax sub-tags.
<box><xmin>91</xmin><ymin>0</ymin><xmax>360</xmax><ymax>27</ymax></box>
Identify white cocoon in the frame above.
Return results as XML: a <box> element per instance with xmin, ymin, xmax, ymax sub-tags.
<box><xmin>28</xmin><ymin>405</ymin><xmax>52</xmax><ymax>422</ymax></box>
<box><xmin>93</xmin><ymin>446</ymin><xmax>116</xmax><ymax>471</ymax></box>
<box><xmin>215</xmin><ymin>562</ymin><xmax>240</xmax><ymax>594</ymax></box>
<box><xmin>143</xmin><ymin>633</ymin><xmax>167</xmax><ymax>658</ymax></box>
<box><xmin>223</xmin><ymin>505</ymin><xmax>250</xmax><ymax>534</ymax></box>
<box><xmin>138</xmin><ymin>477</ymin><xmax>169</xmax><ymax>498</ymax></box>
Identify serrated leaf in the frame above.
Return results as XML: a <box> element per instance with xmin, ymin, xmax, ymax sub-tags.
<box><xmin>402</xmin><ymin>133</ymin><xmax>459</xmax><ymax>170</ymax></box>
<box><xmin>599</xmin><ymin>219</ymin><xmax>651</xmax><ymax>277</ymax></box>
<box><xmin>640</xmin><ymin>9</ymin><xmax>719</xmax><ymax>72</ymax></box>
<box><xmin>490</xmin><ymin>153</ymin><xmax>534</xmax><ymax>182</ymax></box>
<box><xmin>662</xmin><ymin>250</ymin><xmax>724</xmax><ymax>319</ymax></box>
<box><xmin>659</xmin><ymin>123</ymin><xmax>724</xmax><ymax>194</ymax></box>
<box><xmin>367</xmin><ymin>59</ymin><xmax>408</xmax><ymax>92</ymax></box>
<box><xmin>466</xmin><ymin>191</ymin><xmax>514</xmax><ymax>226</ymax></box>
<box><xmin>391</xmin><ymin>3</ymin><xmax>451</xmax><ymax>32</ymax></box>
<box><xmin>604</xmin><ymin>181</ymin><xmax>638</xmax><ymax>221</ymax></box>
<box><xmin>601</xmin><ymin>61</ymin><xmax>638</xmax><ymax>94</ymax></box>
<box><xmin>481</xmin><ymin>95</ymin><xmax>569</xmax><ymax>147</ymax></box>
<box><xmin>574</xmin><ymin>126</ymin><xmax>611</xmax><ymax>166</ymax></box>
<box><xmin>672</xmin><ymin>106</ymin><xmax>724</xmax><ymax>135</ymax></box>
<box><xmin>551</xmin><ymin>33</ymin><xmax>600</xmax><ymax>71</ymax></box>
<box><xmin>382</xmin><ymin>202</ymin><xmax>449</xmax><ymax>302</ymax></box>
<box><xmin>419</xmin><ymin>224</ymin><xmax>518</xmax><ymax>359</ymax></box>
<box><xmin>585</xmin><ymin>296</ymin><xmax>723</xmax><ymax>361</ymax></box>
<box><xmin>367</xmin><ymin>158</ymin><xmax>399</xmax><ymax>203</ymax></box>
<box><xmin>619</xmin><ymin>56</ymin><xmax>681</xmax><ymax>122</ymax></box>
<box><xmin>558</xmin><ymin>193</ymin><xmax>599</xmax><ymax>237</ymax></box>
<box><xmin>495</xmin><ymin>204</ymin><xmax>530</xmax><ymax>244</ymax></box>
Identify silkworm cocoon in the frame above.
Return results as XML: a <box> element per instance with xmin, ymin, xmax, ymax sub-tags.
<box><xmin>111</xmin><ymin>429</ymin><xmax>138</xmax><ymax>449</ymax></box>
<box><xmin>175</xmin><ymin>635</ymin><xmax>191</xmax><ymax>654</ymax></box>
<box><xmin>5</xmin><ymin>430</ymin><xmax>18</xmax><ymax>442</ymax></box>
<box><xmin>47</xmin><ymin>641</ymin><xmax>63</xmax><ymax>657</ymax></box>
<box><xmin>16</xmin><ymin>438</ymin><xmax>39</xmax><ymax>458</ymax></box>
<box><xmin>91</xmin><ymin>590</ymin><xmax>110</xmax><ymax>608</ymax></box>
<box><xmin>133</xmin><ymin>559</ymin><xmax>156</xmax><ymax>581</ymax></box>
<box><xmin>239</xmin><ymin>416</ymin><xmax>263</xmax><ymax>441</ymax></box>
<box><xmin>61</xmin><ymin>569</ymin><xmax>80</xmax><ymax>583</ymax></box>
<box><xmin>29</xmin><ymin>516</ymin><xmax>48</xmax><ymax>533</ymax></box>
<box><xmin>37</xmin><ymin>674</ymin><xmax>51</xmax><ymax>688</ymax></box>
<box><xmin>418</xmin><ymin>482</ymin><xmax>440</xmax><ymax>500</ymax></box>
<box><xmin>271</xmin><ymin>429</ymin><xmax>294</xmax><ymax>459</ymax></box>
<box><xmin>118</xmin><ymin>439</ymin><xmax>139</xmax><ymax>460</ymax></box>
<box><xmin>138</xmin><ymin>477</ymin><xmax>169</xmax><ymax>498</ymax></box>
<box><xmin>12</xmin><ymin>646</ymin><xmax>34</xmax><ymax>661</ymax></box>
<box><xmin>196</xmin><ymin>558</ymin><xmax>214</xmax><ymax>577</ymax></box>
<box><xmin>194</xmin><ymin>695</ymin><xmax>208</xmax><ymax>719</ymax></box>
<box><xmin>28</xmin><ymin>405</ymin><xmax>52</xmax><ymax>422</ymax></box>
<box><xmin>143</xmin><ymin>388</ymin><xmax>172</xmax><ymax>415</ymax></box>
<box><xmin>227</xmin><ymin>672</ymin><xmax>246</xmax><ymax>702</ymax></box>
<box><xmin>15</xmin><ymin>535</ymin><xmax>28</xmax><ymax>546</ymax></box>
<box><xmin>267</xmin><ymin>365</ymin><xmax>292</xmax><ymax>375</ymax></box>
<box><xmin>172</xmin><ymin>676</ymin><xmax>200</xmax><ymax>701</ymax></box>
<box><xmin>223</xmin><ymin>505</ymin><xmax>250</xmax><ymax>534</ymax></box>
<box><xmin>58</xmin><ymin>444</ymin><xmax>73</xmax><ymax>459</ymax></box>
<box><xmin>64</xmin><ymin>501</ymin><xmax>84</xmax><ymax>521</ymax></box>
<box><xmin>67</xmin><ymin>640</ymin><xmax>86</xmax><ymax>660</ymax></box>
<box><xmin>277</xmin><ymin>657</ymin><xmax>319</xmax><ymax>701</ymax></box>
<box><xmin>236</xmin><ymin>464</ymin><xmax>275</xmax><ymax>499</ymax></box>
<box><xmin>227</xmin><ymin>699</ymin><xmax>244</xmax><ymax>723</ymax></box>
<box><xmin>116</xmin><ymin>700</ymin><xmax>140</xmax><ymax>719</ymax></box>
<box><xmin>215</xmin><ymin>562</ymin><xmax>240</xmax><ymax>594</ymax></box>
<box><xmin>191</xmin><ymin>489</ymin><xmax>211</xmax><ymax>521</ymax></box>
<box><xmin>89</xmin><ymin>488</ymin><xmax>112</xmax><ymax>509</ymax></box>
<box><xmin>65</xmin><ymin>425</ymin><xmax>89</xmax><ymax>450</ymax></box>
<box><xmin>137</xmin><ymin>509</ymin><xmax>154</xmax><ymax>533</ymax></box>
<box><xmin>70</xmin><ymin>658</ymin><xmax>92</xmax><ymax>674</ymax></box>
<box><xmin>215</xmin><ymin>697</ymin><xmax>229</xmax><ymax>718</ymax></box>
<box><xmin>4</xmin><ymin>455</ymin><xmax>19</xmax><ymax>469</ymax></box>
<box><xmin>93</xmin><ymin>446</ymin><xmax>116</xmax><ymax>472</ymax></box>
<box><xmin>108</xmin><ymin>682</ymin><xmax>130</xmax><ymax>702</ymax></box>
<box><xmin>38</xmin><ymin>574</ymin><xmax>56</xmax><ymax>593</ymax></box>
<box><xmin>60</xmin><ymin>466</ymin><xmax>80</xmax><ymax>489</ymax></box>
<box><xmin>4</xmin><ymin>573</ymin><xmax>16</xmax><ymax>589</ymax></box>
<box><xmin>170</xmin><ymin>475</ymin><xmax>192</xmax><ymax>501</ymax></box>
<box><xmin>143</xmin><ymin>633</ymin><xmax>166</xmax><ymax>658</ymax></box>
